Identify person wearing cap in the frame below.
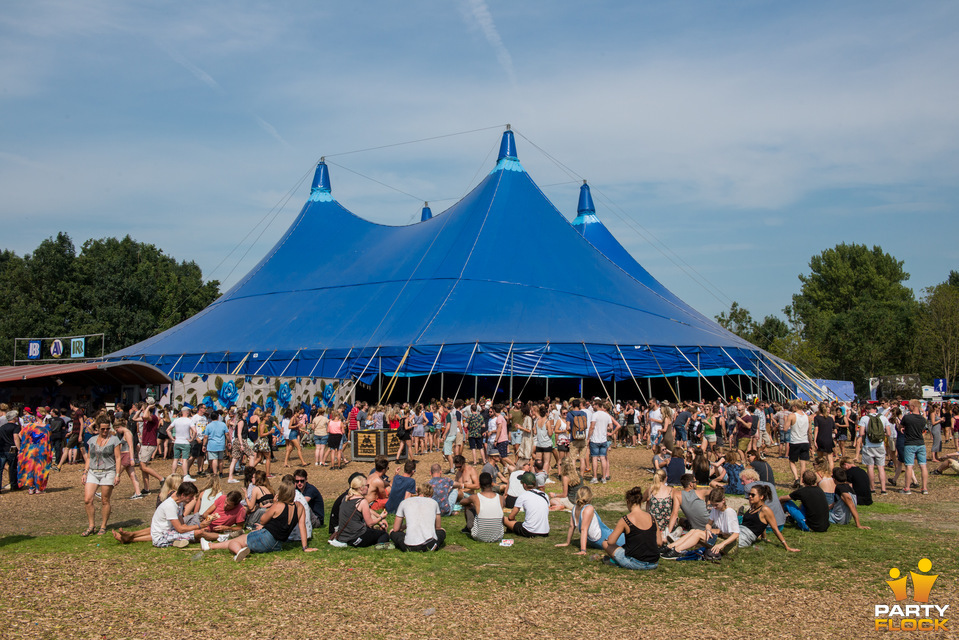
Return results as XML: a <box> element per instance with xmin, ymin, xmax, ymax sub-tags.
<box><xmin>168</xmin><ymin>407</ymin><xmax>197</xmax><ymax>480</ymax></box>
<box><xmin>503</xmin><ymin>472</ymin><xmax>550</xmax><ymax>538</ymax></box>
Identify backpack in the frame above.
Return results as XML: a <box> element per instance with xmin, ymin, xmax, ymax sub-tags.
<box><xmin>866</xmin><ymin>415</ymin><xmax>885</xmax><ymax>444</ymax></box>
<box><xmin>570</xmin><ymin>413</ymin><xmax>589</xmax><ymax>440</ymax></box>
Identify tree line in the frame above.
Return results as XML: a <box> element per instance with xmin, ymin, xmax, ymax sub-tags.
<box><xmin>716</xmin><ymin>243</ymin><xmax>959</xmax><ymax>396</ymax></box>
<box><xmin>0</xmin><ymin>233</ymin><xmax>220</xmax><ymax>365</ymax></box>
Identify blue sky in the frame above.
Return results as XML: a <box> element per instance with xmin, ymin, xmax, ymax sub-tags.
<box><xmin>2</xmin><ymin>0</ymin><xmax>957</xmax><ymax>322</ymax></box>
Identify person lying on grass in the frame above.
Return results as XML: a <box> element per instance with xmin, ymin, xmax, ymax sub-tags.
<box><xmin>201</xmin><ymin>475</ymin><xmax>317</xmax><ymax>561</ymax></box>
<box><xmin>113</xmin><ymin>482</ymin><xmax>219</xmax><ymax>547</ymax></box>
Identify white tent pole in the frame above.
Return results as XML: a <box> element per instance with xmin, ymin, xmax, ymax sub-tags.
<box><xmin>279</xmin><ymin>349</ymin><xmax>301</xmax><ymax>377</ymax></box>
<box><xmin>253</xmin><ymin>350</ymin><xmax>277</xmax><ymax>376</ymax></box>
<box><xmin>231</xmin><ymin>352</ymin><xmax>252</xmax><ymax>376</ymax></box>
<box><xmin>490</xmin><ymin>342</ymin><xmax>514</xmax><ymax>404</ymax></box>
<box><xmin>415</xmin><ymin>344</ymin><xmax>444</xmax><ymax>405</ymax></box>
<box><xmin>583</xmin><ymin>343</ymin><xmax>611</xmax><ymax>402</ymax></box>
<box><xmin>615</xmin><ymin>344</ymin><xmax>648</xmax><ymax>405</ymax></box>
<box><xmin>191</xmin><ymin>352</ymin><xmax>207</xmax><ymax>373</ymax></box>
<box><xmin>517</xmin><ymin>343</ymin><xmax>549</xmax><ymax>400</ymax></box>
<box><xmin>307</xmin><ymin>349</ymin><xmax>328</xmax><ymax>378</ymax></box>
<box><xmin>674</xmin><ymin>346</ymin><xmax>723</xmax><ymax>399</ymax></box>
<box><xmin>331</xmin><ymin>346</ymin><xmax>354</xmax><ymax>380</ymax></box>
<box><xmin>453</xmin><ymin>343</ymin><xmax>479</xmax><ymax>402</ymax></box>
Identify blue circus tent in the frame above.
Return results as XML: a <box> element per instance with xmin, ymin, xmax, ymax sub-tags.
<box><xmin>109</xmin><ymin>129</ymin><xmax>817</xmax><ymax>398</ymax></box>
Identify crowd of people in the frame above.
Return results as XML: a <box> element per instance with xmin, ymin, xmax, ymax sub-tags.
<box><xmin>0</xmin><ymin>393</ymin><xmax>953</xmax><ymax>568</ymax></box>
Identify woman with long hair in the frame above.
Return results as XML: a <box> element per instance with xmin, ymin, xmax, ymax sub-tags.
<box><xmin>113</xmin><ymin>418</ymin><xmax>143</xmax><ymax>499</ymax></box>
<box><xmin>833</xmin><ymin>407</ymin><xmax>849</xmax><ymax>459</ymax></box>
<box><xmin>644</xmin><ymin>469</ymin><xmax>672</xmax><ymax>534</ymax></box>
<box><xmin>328</xmin><ymin>409</ymin><xmax>346</xmax><ymax>469</ymax></box>
<box><xmin>410</xmin><ymin>404</ymin><xmax>426</xmax><ymax>455</ymax></box>
<box><xmin>311</xmin><ymin>407</ymin><xmax>330</xmax><ymax>466</ymax></box>
<box><xmin>335</xmin><ymin>475</ymin><xmax>390</xmax><ymax>548</ymax></box>
<box><xmin>555</xmin><ymin>486</ymin><xmax>623</xmax><ymax>555</ymax></box>
<box><xmin>202</xmin><ymin>475</ymin><xmax>317</xmax><ymax>560</ymax></box>
<box><xmin>603</xmin><ymin>486</ymin><xmax>660</xmax><ymax>570</ymax></box>
<box><xmin>549</xmin><ymin>455</ymin><xmax>582</xmax><ymax>511</ymax></box>
<box><xmin>532</xmin><ymin>404</ymin><xmax>554</xmax><ymax>469</ymax></box>
<box><xmin>812</xmin><ymin>402</ymin><xmax>836</xmax><ymax>471</ymax></box>
<box><xmin>283</xmin><ymin>407</ymin><xmax>308</xmax><ymax>468</ymax></box>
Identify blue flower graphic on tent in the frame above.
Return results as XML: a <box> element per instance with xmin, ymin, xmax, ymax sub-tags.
<box><xmin>218</xmin><ymin>380</ymin><xmax>239</xmax><ymax>407</ymax></box>
<box><xmin>265</xmin><ymin>396</ymin><xmax>276</xmax><ymax>415</ymax></box>
<box><xmin>202</xmin><ymin>395</ymin><xmax>216</xmax><ymax>411</ymax></box>
<box><xmin>322</xmin><ymin>383</ymin><xmax>335</xmax><ymax>407</ymax></box>
<box><xmin>277</xmin><ymin>382</ymin><xmax>292</xmax><ymax>408</ymax></box>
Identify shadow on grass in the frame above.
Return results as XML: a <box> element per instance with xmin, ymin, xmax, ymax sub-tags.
<box><xmin>0</xmin><ymin>534</ymin><xmax>35</xmax><ymax>548</ymax></box>
<box><xmin>109</xmin><ymin>519</ymin><xmax>146</xmax><ymax>531</ymax></box>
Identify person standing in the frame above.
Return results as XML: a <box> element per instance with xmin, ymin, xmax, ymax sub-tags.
<box><xmin>567</xmin><ymin>399</ymin><xmax>590</xmax><ymax>476</ymax></box>
<box><xmin>47</xmin><ymin>408</ymin><xmax>66</xmax><ymax>471</ymax></box>
<box><xmin>901</xmin><ymin>399</ymin><xmax>930</xmax><ymax>494</ymax></box>
<box><xmin>18</xmin><ymin>406</ymin><xmax>52</xmax><ymax>495</ymax></box>
<box><xmin>587</xmin><ymin>401</ymin><xmax>614</xmax><ymax>483</ymax></box>
<box><xmin>0</xmin><ymin>410</ymin><xmax>22</xmax><ymax>492</ymax></box>
<box><xmin>784</xmin><ymin>400</ymin><xmax>811</xmax><ymax>488</ymax></box>
<box><xmin>168</xmin><ymin>407</ymin><xmax>197</xmax><ymax>480</ymax></box>
<box><xmin>858</xmin><ymin>404</ymin><xmax>890</xmax><ymax>495</ymax></box>
<box><xmin>82</xmin><ymin>415</ymin><xmax>122</xmax><ymax>535</ymax></box>
<box><xmin>137</xmin><ymin>402</ymin><xmax>165</xmax><ymax>493</ymax></box>
<box><xmin>203</xmin><ymin>411</ymin><xmax>230</xmax><ymax>478</ymax></box>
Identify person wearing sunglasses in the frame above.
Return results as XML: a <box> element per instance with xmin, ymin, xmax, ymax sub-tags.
<box><xmin>741</xmin><ymin>485</ymin><xmax>799</xmax><ymax>553</ymax></box>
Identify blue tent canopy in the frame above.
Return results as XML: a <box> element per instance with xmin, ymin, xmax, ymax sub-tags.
<box><xmin>110</xmin><ymin>129</ymin><xmax>807</xmax><ymax>393</ymax></box>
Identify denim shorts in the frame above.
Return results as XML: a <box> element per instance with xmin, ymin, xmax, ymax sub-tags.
<box><xmin>903</xmin><ymin>444</ymin><xmax>927</xmax><ymax>465</ymax></box>
<box><xmin>245</xmin><ymin>528</ymin><xmax>282</xmax><ymax>554</ymax></box>
<box><xmin>313</xmin><ymin>435</ymin><xmax>328</xmax><ymax>446</ymax></box>
<box><xmin>206</xmin><ymin>450</ymin><xmax>224</xmax><ymax>461</ymax></box>
<box><xmin>612</xmin><ymin>547</ymin><xmax>657</xmax><ymax>570</ymax></box>
<box><xmin>510</xmin><ymin>430</ymin><xmax>523</xmax><ymax>445</ymax></box>
<box><xmin>589</xmin><ymin>441</ymin><xmax>610</xmax><ymax>457</ymax></box>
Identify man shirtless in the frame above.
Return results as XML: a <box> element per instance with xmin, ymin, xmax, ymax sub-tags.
<box><xmin>452</xmin><ymin>455</ymin><xmax>480</xmax><ymax>506</ymax></box>
<box><xmin>367</xmin><ymin>456</ymin><xmax>391</xmax><ymax>511</ymax></box>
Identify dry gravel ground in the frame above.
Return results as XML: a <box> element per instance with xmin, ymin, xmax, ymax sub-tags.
<box><xmin>1</xmin><ymin>443</ymin><xmax>957</xmax><ymax>639</ymax></box>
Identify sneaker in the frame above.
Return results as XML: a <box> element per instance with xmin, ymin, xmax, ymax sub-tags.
<box><xmin>140</xmin><ymin>489</ymin><xmax>150</xmax><ymax>495</ymax></box>
<box><xmin>200</xmin><ymin>538</ymin><xmax>211</xmax><ymax>551</ymax></box>
<box><xmin>172</xmin><ymin>539</ymin><xmax>190</xmax><ymax>548</ymax></box>
<box><xmin>328</xmin><ymin>539</ymin><xmax>348</xmax><ymax>548</ymax></box>
<box><xmin>887</xmin><ymin>478</ymin><xmax>897</xmax><ymax>486</ymax></box>
<box><xmin>234</xmin><ymin>546</ymin><xmax>251</xmax><ymax>562</ymax></box>
<box><xmin>183</xmin><ymin>475</ymin><xmax>196</xmax><ymax>482</ymax></box>
<box><xmin>932</xmin><ymin>469</ymin><xmax>942</xmax><ymax>475</ymax></box>
<box><xmin>227</xmin><ymin>479</ymin><xmax>241</xmax><ymax>483</ymax></box>
<box><xmin>922</xmin><ymin>490</ymin><xmax>929</xmax><ymax>495</ymax></box>
<box><xmin>590</xmin><ymin>478</ymin><xmax>600</xmax><ymax>484</ymax></box>
<box><xmin>130</xmin><ymin>494</ymin><xmax>143</xmax><ymax>500</ymax></box>
<box><xmin>792</xmin><ymin>479</ymin><xmax>800</xmax><ymax>489</ymax></box>
<box><xmin>660</xmin><ymin>548</ymin><xmax>681</xmax><ymax>560</ymax></box>
<box><xmin>374</xmin><ymin>542</ymin><xmax>395</xmax><ymax>550</ymax></box>
<box><xmin>600</xmin><ymin>478</ymin><xmax>607</xmax><ymax>484</ymax></box>
<box><xmin>703</xmin><ymin>549</ymin><xmax>722</xmax><ymax>562</ymax></box>
<box><xmin>902</xmin><ymin>490</ymin><xmax>912</xmax><ymax>495</ymax></box>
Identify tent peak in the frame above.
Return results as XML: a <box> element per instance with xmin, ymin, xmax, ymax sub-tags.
<box><xmin>421</xmin><ymin>202</ymin><xmax>433</xmax><ymax>222</ymax></box>
<box><xmin>309</xmin><ymin>160</ymin><xmax>332</xmax><ymax>203</ymax></box>
<box><xmin>577</xmin><ymin>181</ymin><xmax>595</xmax><ymax>215</ymax></box>
<box><xmin>491</xmin><ymin>127</ymin><xmax>524</xmax><ymax>174</ymax></box>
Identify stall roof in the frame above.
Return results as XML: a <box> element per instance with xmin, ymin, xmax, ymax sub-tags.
<box><xmin>0</xmin><ymin>362</ymin><xmax>170</xmax><ymax>387</ymax></box>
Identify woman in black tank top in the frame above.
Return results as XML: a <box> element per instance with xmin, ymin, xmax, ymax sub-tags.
<box><xmin>603</xmin><ymin>486</ymin><xmax>661</xmax><ymax>570</ymax></box>
<box><xmin>741</xmin><ymin>484</ymin><xmax>799</xmax><ymax>552</ymax></box>
<box><xmin>202</xmin><ymin>476</ymin><xmax>317</xmax><ymax>561</ymax></box>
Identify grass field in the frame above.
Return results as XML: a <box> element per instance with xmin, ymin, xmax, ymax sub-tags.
<box><xmin>2</xmin><ymin>445</ymin><xmax>956</xmax><ymax>639</ymax></box>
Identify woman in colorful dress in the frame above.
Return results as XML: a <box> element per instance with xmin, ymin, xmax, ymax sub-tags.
<box><xmin>18</xmin><ymin>406</ymin><xmax>52</xmax><ymax>494</ymax></box>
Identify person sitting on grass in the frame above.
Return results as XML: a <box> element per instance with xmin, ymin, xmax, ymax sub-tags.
<box><xmin>709</xmin><ymin>447</ymin><xmax>745</xmax><ymax>495</ymax></box>
<box><xmin>555</xmin><ymin>486</ymin><xmax>624</xmax><ymax>555</ymax></box>
<box><xmin>932</xmin><ymin>451</ymin><xmax>959</xmax><ymax>475</ymax></box>
<box><xmin>780</xmin><ymin>470</ymin><xmax>830</xmax><ymax>533</ymax></box>
<box><xmin>738</xmin><ymin>485</ymin><xmax>800</xmax><ymax>552</ymax></box>
<box><xmin>602</xmin><ymin>485</ymin><xmax>660</xmax><ymax>570</ymax></box>
<box><xmin>503</xmin><ymin>472</ymin><xmax>550</xmax><ymax>538</ymax></box>
<box><xmin>839</xmin><ymin>457</ymin><xmax>873</xmax><ymax>507</ymax></box>
<box><xmin>665</xmin><ymin>474</ymin><xmax>710</xmax><ymax>539</ymax></box>
<box><xmin>383</xmin><ymin>459</ymin><xmax>417</xmax><ymax>515</ymax></box>
<box><xmin>367</xmin><ymin>456</ymin><xmax>392</xmax><ymax>512</ymax></box>
<box><xmin>199</xmin><ymin>489</ymin><xmax>247</xmax><ymax>540</ymax></box>
<box><xmin>661</xmin><ymin>487</ymin><xmax>739</xmax><ymax>561</ymax></box>
<box><xmin>333</xmin><ymin>475</ymin><xmax>391</xmax><ymax>548</ymax></box>
<box><xmin>112</xmin><ymin>482</ymin><xmax>218</xmax><ymax>547</ymax></box>
<box><xmin>464</xmin><ymin>472</ymin><xmax>506</xmax><ymax>543</ymax></box>
<box><xmin>740</xmin><ymin>468</ymin><xmax>785</xmax><ymax>529</ymax></box>
<box><xmin>828</xmin><ymin>467</ymin><xmax>870</xmax><ymax>530</ymax></box>
<box><xmin>548</xmin><ymin>456</ymin><xmax>582</xmax><ymax>511</ymax></box>
<box><xmin>390</xmin><ymin>481</ymin><xmax>446</xmax><ymax>552</ymax></box>
<box><xmin>202</xmin><ymin>476</ymin><xmax>317</xmax><ymax>560</ymax></box>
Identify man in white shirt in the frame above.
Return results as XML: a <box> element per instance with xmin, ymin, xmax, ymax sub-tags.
<box><xmin>389</xmin><ymin>482</ymin><xmax>445</xmax><ymax>552</ymax></box>
<box><xmin>588</xmin><ymin>401</ymin><xmax>614</xmax><ymax>483</ymax></box>
<box><xmin>503</xmin><ymin>473</ymin><xmax>550</xmax><ymax>537</ymax></box>
<box><xmin>504</xmin><ymin>458</ymin><xmax>531</xmax><ymax>509</ymax></box>
<box><xmin>189</xmin><ymin>404</ymin><xmax>209</xmax><ymax>477</ymax></box>
<box><xmin>168</xmin><ymin>407</ymin><xmax>197</xmax><ymax>480</ymax></box>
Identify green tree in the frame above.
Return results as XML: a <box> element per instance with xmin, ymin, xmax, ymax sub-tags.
<box><xmin>790</xmin><ymin>243</ymin><xmax>917</xmax><ymax>393</ymax></box>
<box><xmin>916</xmin><ymin>283</ymin><xmax>959</xmax><ymax>392</ymax></box>
<box><xmin>716</xmin><ymin>301</ymin><xmax>755</xmax><ymax>339</ymax></box>
<box><xmin>0</xmin><ymin>234</ymin><xmax>219</xmax><ymax>364</ymax></box>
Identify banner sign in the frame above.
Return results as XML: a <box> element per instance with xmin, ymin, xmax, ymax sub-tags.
<box><xmin>49</xmin><ymin>339</ymin><xmax>64</xmax><ymax>358</ymax></box>
<box><xmin>27</xmin><ymin>340</ymin><xmax>41</xmax><ymax>360</ymax></box>
<box><xmin>70</xmin><ymin>337</ymin><xmax>85</xmax><ymax>358</ymax></box>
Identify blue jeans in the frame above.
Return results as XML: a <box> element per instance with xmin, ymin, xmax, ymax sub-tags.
<box><xmin>246</xmin><ymin>528</ymin><xmax>282</xmax><ymax>554</ymax></box>
<box><xmin>612</xmin><ymin>547</ymin><xmax>658</xmax><ymax>570</ymax></box>
<box><xmin>782</xmin><ymin>500</ymin><xmax>810</xmax><ymax>532</ymax></box>
<box><xmin>0</xmin><ymin>451</ymin><xmax>18</xmax><ymax>490</ymax></box>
